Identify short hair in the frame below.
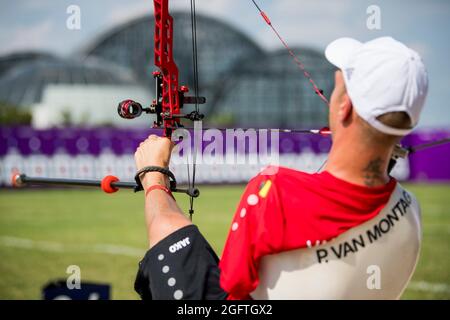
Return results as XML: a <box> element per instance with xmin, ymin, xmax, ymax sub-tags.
<box><xmin>377</xmin><ymin>112</ymin><xmax>412</xmax><ymax>129</ymax></box>
<box><xmin>359</xmin><ymin>111</ymin><xmax>412</xmax><ymax>144</ymax></box>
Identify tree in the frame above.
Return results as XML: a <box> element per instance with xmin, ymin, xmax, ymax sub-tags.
<box><xmin>0</xmin><ymin>102</ymin><xmax>32</xmax><ymax>125</ymax></box>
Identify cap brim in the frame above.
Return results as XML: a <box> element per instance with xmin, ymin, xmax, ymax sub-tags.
<box><xmin>325</xmin><ymin>37</ymin><xmax>362</xmax><ymax>69</ymax></box>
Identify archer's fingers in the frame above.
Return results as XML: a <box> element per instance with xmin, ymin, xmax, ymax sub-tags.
<box><xmin>162</xmin><ymin>136</ymin><xmax>175</xmax><ymax>151</ymax></box>
<box><xmin>145</xmin><ymin>134</ymin><xmax>158</xmax><ymax>142</ymax></box>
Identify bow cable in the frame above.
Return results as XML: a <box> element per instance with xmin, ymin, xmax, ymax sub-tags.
<box><xmin>251</xmin><ymin>0</ymin><xmax>329</xmax><ymax>106</ymax></box>
<box><xmin>251</xmin><ymin>0</ymin><xmax>330</xmax><ymax>171</ymax></box>
<box><xmin>187</xmin><ymin>0</ymin><xmax>200</xmax><ymax>220</ymax></box>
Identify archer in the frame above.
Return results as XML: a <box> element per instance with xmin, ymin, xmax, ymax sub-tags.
<box><xmin>133</xmin><ymin>36</ymin><xmax>428</xmax><ymax>299</ymax></box>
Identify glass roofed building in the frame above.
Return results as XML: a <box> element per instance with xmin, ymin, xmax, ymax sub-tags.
<box><xmin>0</xmin><ymin>57</ymin><xmax>152</xmax><ymax>128</ymax></box>
<box><xmin>210</xmin><ymin>48</ymin><xmax>334</xmax><ymax>128</ymax></box>
<box><xmin>0</xmin><ymin>57</ymin><xmax>137</xmax><ymax>106</ymax></box>
<box><xmin>0</xmin><ymin>12</ymin><xmax>334</xmax><ymax>129</ymax></box>
<box><xmin>0</xmin><ymin>51</ymin><xmax>55</xmax><ymax>79</ymax></box>
<box><xmin>83</xmin><ymin>13</ymin><xmax>265</xmax><ymax>93</ymax></box>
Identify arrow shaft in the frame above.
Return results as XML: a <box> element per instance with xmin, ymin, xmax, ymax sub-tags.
<box><xmin>15</xmin><ymin>175</ymin><xmax>136</xmax><ymax>189</ymax></box>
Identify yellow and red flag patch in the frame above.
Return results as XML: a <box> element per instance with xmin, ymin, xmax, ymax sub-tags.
<box><xmin>258</xmin><ymin>180</ymin><xmax>272</xmax><ymax>198</ymax></box>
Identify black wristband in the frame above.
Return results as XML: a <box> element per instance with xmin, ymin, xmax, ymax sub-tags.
<box><xmin>134</xmin><ymin>166</ymin><xmax>177</xmax><ymax>192</ymax></box>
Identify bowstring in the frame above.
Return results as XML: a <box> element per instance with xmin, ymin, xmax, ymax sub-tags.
<box><xmin>251</xmin><ymin>0</ymin><xmax>329</xmax><ymax>107</ymax></box>
<box><xmin>408</xmin><ymin>137</ymin><xmax>450</xmax><ymax>153</ymax></box>
<box><xmin>251</xmin><ymin>0</ymin><xmax>330</xmax><ymax>172</ymax></box>
<box><xmin>188</xmin><ymin>0</ymin><xmax>200</xmax><ymax>220</ymax></box>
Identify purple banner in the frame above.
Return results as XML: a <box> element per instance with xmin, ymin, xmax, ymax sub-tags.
<box><xmin>402</xmin><ymin>130</ymin><xmax>450</xmax><ymax>181</ymax></box>
<box><xmin>1</xmin><ymin>126</ymin><xmax>449</xmax><ymax>184</ymax></box>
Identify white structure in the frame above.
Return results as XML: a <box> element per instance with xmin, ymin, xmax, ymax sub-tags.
<box><xmin>32</xmin><ymin>84</ymin><xmax>152</xmax><ymax>128</ymax></box>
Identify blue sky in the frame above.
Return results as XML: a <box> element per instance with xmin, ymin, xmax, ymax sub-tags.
<box><xmin>0</xmin><ymin>0</ymin><xmax>449</xmax><ymax>129</ymax></box>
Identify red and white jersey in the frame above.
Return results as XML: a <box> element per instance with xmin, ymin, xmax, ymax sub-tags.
<box><xmin>219</xmin><ymin>166</ymin><xmax>421</xmax><ymax>300</ymax></box>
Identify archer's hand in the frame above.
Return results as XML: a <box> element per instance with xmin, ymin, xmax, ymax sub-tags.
<box><xmin>134</xmin><ymin>135</ymin><xmax>174</xmax><ymax>188</ymax></box>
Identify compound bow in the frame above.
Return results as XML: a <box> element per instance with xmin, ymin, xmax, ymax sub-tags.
<box><xmin>116</xmin><ymin>0</ymin><xmax>205</xmax><ymax>217</ymax></box>
<box><xmin>13</xmin><ymin>0</ymin><xmax>205</xmax><ymax>219</ymax></box>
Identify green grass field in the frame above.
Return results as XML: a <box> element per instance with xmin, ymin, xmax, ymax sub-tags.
<box><xmin>0</xmin><ymin>184</ymin><xmax>449</xmax><ymax>300</ymax></box>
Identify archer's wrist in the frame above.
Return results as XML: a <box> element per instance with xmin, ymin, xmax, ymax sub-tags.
<box><xmin>141</xmin><ymin>172</ymin><xmax>169</xmax><ymax>190</ymax></box>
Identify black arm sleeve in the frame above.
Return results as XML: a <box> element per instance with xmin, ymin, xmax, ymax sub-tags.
<box><xmin>134</xmin><ymin>225</ymin><xmax>228</xmax><ymax>300</ymax></box>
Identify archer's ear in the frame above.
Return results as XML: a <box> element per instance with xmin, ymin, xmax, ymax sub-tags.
<box><xmin>338</xmin><ymin>93</ymin><xmax>353</xmax><ymax>121</ymax></box>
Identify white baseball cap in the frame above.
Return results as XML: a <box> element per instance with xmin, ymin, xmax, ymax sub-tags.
<box><xmin>325</xmin><ymin>36</ymin><xmax>428</xmax><ymax>136</ymax></box>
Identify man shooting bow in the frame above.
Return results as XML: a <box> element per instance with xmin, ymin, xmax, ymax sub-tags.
<box><xmin>133</xmin><ymin>37</ymin><xmax>428</xmax><ymax>300</ymax></box>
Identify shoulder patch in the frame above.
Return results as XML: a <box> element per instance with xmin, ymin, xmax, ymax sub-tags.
<box><xmin>258</xmin><ymin>180</ymin><xmax>272</xmax><ymax>198</ymax></box>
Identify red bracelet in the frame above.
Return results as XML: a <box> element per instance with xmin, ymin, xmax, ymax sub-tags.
<box><xmin>145</xmin><ymin>184</ymin><xmax>175</xmax><ymax>200</ymax></box>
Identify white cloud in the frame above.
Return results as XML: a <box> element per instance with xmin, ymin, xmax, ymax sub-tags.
<box><xmin>240</xmin><ymin>0</ymin><xmax>357</xmax><ymax>51</ymax></box>
<box><xmin>270</xmin><ymin>0</ymin><xmax>353</xmax><ymax>17</ymax></box>
<box><xmin>107</xmin><ymin>0</ymin><xmax>150</xmax><ymax>26</ymax></box>
<box><xmin>190</xmin><ymin>0</ymin><xmax>234</xmax><ymax>17</ymax></box>
<box><xmin>106</xmin><ymin>0</ymin><xmax>234</xmax><ymax>26</ymax></box>
<box><xmin>20</xmin><ymin>0</ymin><xmax>54</xmax><ymax>10</ymax></box>
<box><xmin>0</xmin><ymin>20</ymin><xmax>54</xmax><ymax>55</ymax></box>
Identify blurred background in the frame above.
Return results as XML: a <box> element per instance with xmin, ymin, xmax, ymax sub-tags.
<box><xmin>0</xmin><ymin>0</ymin><xmax>449</xmax><ymax>299</ymax></box>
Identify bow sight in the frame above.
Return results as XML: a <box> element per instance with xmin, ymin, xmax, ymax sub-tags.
<box><xmin>117</xmin><ymin>73</ymin><xmax>205</xmax><ymax>136</ymax></box>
